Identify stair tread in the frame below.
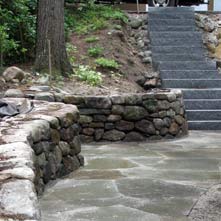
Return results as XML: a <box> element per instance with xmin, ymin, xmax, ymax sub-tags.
<box><xmin>148</xmin><ymin>7</ymin><xmax>220</xmax><ymax>130</ymax></box>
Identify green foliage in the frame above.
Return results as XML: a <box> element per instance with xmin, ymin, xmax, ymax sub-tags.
<box><xmin>95</xmin><ymin>57</ymin><xmax>119</xmax><ymax>69</ymax></box>
<box><xmin>0</xmin><ymin>0</ymin><xmax>37</xmax><ymax>64</ymax></box>
<box><xmin>85</xmin><ymin>36</ymin><xmax>99</xmax><ymax>43</ymax></box>
<box><xmin>65</xmin><ymin>3</ymin><xmax>128</xmax><ymax>35</ymax></box>
<box><xmin>66</xmin><ymin>42</ymin><xmax>77</xmax><ymax>64</ymax></box>
<box><xmin>88</xmin><ymin>46</ymin><xmax>103</xmax><ymax>57</ymax></box>
<box><xmin>0</xmin><ymin>25</ymin><xmax>18</xmax><ymax>66</ymax></box>
<box><xmin>75</xmin><ymin>65</ymin><xmax>103</xmax><ymax>86</ymax></box>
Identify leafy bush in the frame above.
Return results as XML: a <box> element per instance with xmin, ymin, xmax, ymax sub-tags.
<box><xmin>66</xmin><ymin>43</ymin><xmax>77</xmax><ymax>64</ymax></box>
<box><xmin>0</xmin><ymin>0</ymin><xmax>37</xmax><ymax>64</ymax></box>
<box><xmin>0</xmin><ymin>25</ymin><xmax>18</xmax><ymax>66</ymax></box>
<box><xmin>65</xmin><ymin>3</ymin><xmax>128</xmax><ymax>35</ymax></box>
<box><xmin>75</xmin><ymin>65</ymin><xmax>103</xmax><ymax>86</ymax></box>
<box><xmin>85</xmin><ymin>36</ymin><xmax>99</xmax><ymax>43</ymax></box>
<box><xmin>88</xmin><ymin>46</ymin><xmax>103</xmax><ymax>57</ymax></box>
<box><xmin>95</xmin><ymin>57</ymin><xmax>119</xmax><ymax>69</ymax></box>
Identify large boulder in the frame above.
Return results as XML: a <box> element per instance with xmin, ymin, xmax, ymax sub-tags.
<box><xmin>3</xmin><ymin>66</ymin><xmax>25</xmax><ymax>82</ymax></box>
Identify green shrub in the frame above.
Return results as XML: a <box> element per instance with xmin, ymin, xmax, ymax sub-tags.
<box><xmin>0</xmin><ymin>0</ymin><xmax>37</xmax><ymax>64</ymax></box>
<box><xmin>85</xmin><ymin>36</ymin><xmax>99</xmax><ymax>43</ymax></box>
<box><xmin>75</xmin><ymin>65</ymin><xmax>103</xmax><ymax>86</ymax></box>
<box><xmin>0</xmin><ymin>25</ymin><xmax>18</xmax><ymax>66</ymax></box>
<box><xmin>95</xmin><ymin>57</ymin><xmax>119</xmax><ymax>69</ymax></box>
<box><xmin>88</xmin><ymin>46</ymin><xmax>103</xmax><ymax>57</ymax></box>
<box><xmin>66</xmin><ymin>43</ymin><xmax>77</xmax><ymax>64</ymax></box>
<box><xmin>65</xmin><ymin>4</ymin><xmax>128</xmax><ymax>35</ymax></box>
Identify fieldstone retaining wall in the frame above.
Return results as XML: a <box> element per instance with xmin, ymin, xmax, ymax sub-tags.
<box><xmin>0</xmin><ymin>98</ymin><xmax>83</xmax><ymax>220</ymax></box>
<box><xmin>61</xmin><ymin>89</ymin><xmax>188</xmax><ymax>142</ymax></box>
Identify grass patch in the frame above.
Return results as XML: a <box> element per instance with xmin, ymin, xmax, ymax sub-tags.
<box><xmin>88</xmin><ymin>46</ymin><xmax>103</xmax><ymax>57</ymax></box>
<box><xmin>65</xmin><ymin>4</ymin><xmax>128</xmax><ymax>35</ymax></box>
<box><xmin>74</xmin><ymin>65</ymin><xmax>103</xmax><ymax>86</ymax></box>
<box><xmin>85</xmin><ymin>36</ymin><xmax>100</xmax><ymax>43</ymax></box>
<box><xmin>95</xmin><ymin>57</ymin><xmax>119</xmax><ymax>69</ymax></box>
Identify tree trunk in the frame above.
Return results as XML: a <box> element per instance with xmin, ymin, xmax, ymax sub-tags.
<box><xmin>35</xmin><ymin>0</ymin><xmax>72</xmax><ymax>76</ymax></box>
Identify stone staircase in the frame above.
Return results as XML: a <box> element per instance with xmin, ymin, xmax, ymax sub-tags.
<box><xmin>148</xmin><ymin>7</ymin><xmax>221</xmax><ymax>130</ymax></box>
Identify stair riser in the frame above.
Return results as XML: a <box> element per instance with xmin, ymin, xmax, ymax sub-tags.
<box><xmin>151</xmin><ymin>46</ymin><xmax>205</xmax><ymax>54</ymax></box>
<box><xmin>148</xmin><ymin>14</ymin><xmax>195</xmax><ymax>20</ymax></box>
<box><xmin>150</xmin><ymin>38</ymin><xmax>203</xmax><ymax>46</ymax></box>
<box><xmin>188</xmin><ymin>122</ymin><xmax>221</xmax><ymax>130</ymax></box>
<box><xmin>154</xmin><ymin>54</ymin><xmax>205</xmax><ymax>62</ymax></box>
<box><xmin>149</xmin><ymin>26</ymin><xmax>195</xmax><ymax>32</ymax></box>
<box><xmin>158</xmin><ymin>62</ymin><xmax>216</xmax><ymax>71</ymax></box>
<box><xmin>183</xmin><ymin>90</ymin><xmax>221</xmax><ymax>99</ymax></box>
<box><xmin>149</xmin><ymin>32</ymin><xmax>202</xmax><ymax>39</ymax></box>
<box><xmin>185</xmin><ymin>100</ymin><xmax>221</xmax><ymax>110</ymax></box>
<box><xmin>162</xmin><ymin>80</ymin><xmax>221</xmax><ymax>88</ymax></box>
<box><xmin>187</xmin><ymin>111</ymin><xmax>221</xmax><ymax>121</ymax></box>
<box><xmin>148</xmin><ymin>19</ymin><xmax>196</xmax><ymax>26</ymax></box>
<box><xmin>149</xmin><ymin>7</ymin><xmax>194</xmax><ymax>12</ymax></box>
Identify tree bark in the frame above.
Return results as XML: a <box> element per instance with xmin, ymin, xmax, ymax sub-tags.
<box><xmin>35</xmin><ymin>0</ymin><xmax>72</xmax><ymax>76</ymax></box>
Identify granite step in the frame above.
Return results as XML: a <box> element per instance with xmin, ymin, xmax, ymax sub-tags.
<box><xmin>187</xmin><ymin>110</ymin><xmax>221</xmax><ymax>121</ymax></box>
<box><xmin>184</xmin><ymin>99</ymin><xmax>221</xmax><ymax>110</ymax></box>
<box><xmin>148</xmin><ymin>25</ymin><xmax>195</xmax><ymax>32</ymax></box>
<box><xmin>160</xmin><ymin>70</ymin><xmax>219</xmax><ymax>79</ymax></box>
<box><xmin>188</xmin><ymin>121</ymin><xmax>221</xmax><ymax>130</ymax></box>
<box><xmin>149</xmin><ymin>31</ymin><xmax>202</xmax><ymax>40</ymax></box>
<box><xmin>162</xmin><ymin>79</ymin><xmax>221</xmax><ymax>88</ymax></box>
<box><xmin>154</xmin><ymin>54</ymin><xmax>205</xmax><ymax>62</ymax></box>
<box><xmin>148</xmin><ymin>19</ymin><xmax>196</xmax><ymax>26</ymax></box>
<box><xmin>158</xmin><ymin>61</ymin><xmax>216</xmax><ymax>71</ymax></box>
<box><xmin>148</xmin><ymin>13</ymin><xmax>195</xmax><ymax>20</ymax></box>
<box><xmin>149</xmin><ymin>7</ymin><xmax>194</xmax><ymax>12</ymax></box>
<box><xmin>150</xmin><ymin>38</ymin><xmax>202</xmax><ymax>46</ymax></box>
<box><xmin>182</xmin><ymin>89</ymin><xmax>221</xmax><ymax>99</ymax></box>
<box><xmin>151</xmin><ymin>46</ymin><xmax>205</xmax><ymax>54</ymax></box>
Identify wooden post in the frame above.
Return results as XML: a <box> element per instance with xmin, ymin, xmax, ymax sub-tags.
<box><xmin>136</xmin><ymin>0</ymin><xmax>140</xmax><ymax>14</ymax></box>
<box><xmin>208</xmin><ymin>0</ymin><xmax>214</xmax><ymax>11</ymax></box>
<box><xmin>48</xmin><ymin>39</ymin><xmax>52</xmax><ymax>76</ymax></box>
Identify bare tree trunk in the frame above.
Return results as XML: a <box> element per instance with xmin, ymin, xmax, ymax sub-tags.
<box><xmin>35</xmin><ymin>0</ymin><xmax>72</xmax><ymax>76</ymax></box>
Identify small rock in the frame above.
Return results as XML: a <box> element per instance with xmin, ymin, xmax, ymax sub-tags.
<box><xmin>37</xmin><ymin>75</ymin><xmax>50</xmax><ymax>85</ymax></box>
<box><xmin>142</xmin><ymin>57</ymin><xmax>152</xmax><ymax>64</ymax></box>
<box><xmin>116</xmin><ymin>120</ymin><xmax>134</xmax><ymax>131</ymax></box>
<box><xmin>80</xmin><ymin>135</ymin><xmax>94</xmax><ymax>143</ymax></box>
<box><xmin>70</xmin><ymin>136</ymin><xmax>81</xmax><ymax>155</ymax></box>
<box><xmin>4</xmin><ymin>89</ymin><xmax>24</xmax><ymax>98</ymax></box>
<box><xmin>3</xmin><ymin>66</ymin><xmax>25</xmax><ymax>82</ymax></box>
<box><xmin>82</xmin><ymin>128</ymin><xmax>95</xmax><ymax>136</ymax></box>
<box><xmin>124</xmin><ymin>132</ymin><xmax>145</xmax><ymax>142</ymax></box>
<box><xmin>112</xmin><ymin>105</ymin><xmax>125</xmax><ymax>115</ymax></box>
<box><xmin>130</xmin><ymin>19</ymin><xmax>143</xmax><ymax>29</ymax></box>
<box><xmin>29</xmin><ymin>85</ymin><xmax>51</xmax><ymax>92</ymax></box>
<box><xmin>143</xmin><ymin>78</ymin><xmax>157</xmax><ymax>89</ymax></box>
<box><xmin>93</xmin><ymin>115</ymin><xmax>107</xmax><ymax>122</ymax></box>
<box><xmin>107</xmin><ymin>114</ymin><xmax>122</xmax><ymax>122</ymax></box>
<box><xmin>34</xmin><ymin>92</ymin><xmax>55</xmax><ymax>102</ymax></box>
<box><xmin>153</xmin><ymin>118</ymin><xmax>165</xmax><ymax>130</ymax></box>
<box><xmin>103</xmin><ymin>129</ymin><xmax>125</xmax><ymax>141</ymax></box>
<box><xmin>135</xmin><ymin>120</ymin><xmax>156</xmax><ymax>135</ymax></box>
<box><xmin>94</xmin><ymin>129</ymin><xmax>104</xmax><ymax>141</ymax></box>
<box><xmin>123</xmin><ymin>106</ymin><xmax>148</xmax><ymax>121</ymax></box>
<box><xmin>79</xmin><ymin>115</ymin><xmax>93</xmax><ymax>124</ymax></box>
<box><xmin>169</xmin><ymin>122</ymin><xmax>179</xmax><ymax>135</ymax></box>
<box><xmin>59</xmin><ymin>141</ymin><xmax>70</xmax><ymax>156</ymax></box>
<box><xmin>174</xmin><ymin>115</ymin><xmax>185</xmax><ymax>125</ymax></box>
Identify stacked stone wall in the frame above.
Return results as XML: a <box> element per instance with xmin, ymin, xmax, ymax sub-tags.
<box><xmin>61</xmin><ymin>90</ymin><xmax>188</xmax><ymax>142</ymax></box>
<box><xmin>0</xmin><ymin>99</ymin><xmax>83</xmax><ymax>220</ymax></box>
